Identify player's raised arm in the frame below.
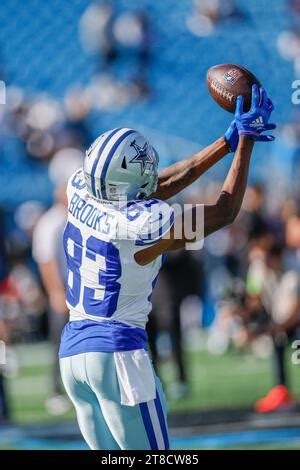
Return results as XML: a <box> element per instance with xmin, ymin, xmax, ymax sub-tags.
<box><xmin>151</xmin><ymin>124</ymin><xmax>238</xmax><ymax>201</ymax></box>
<box><xmin>135</xmin><ymin>85</ymin><xmax>276</xmax><ymax>265</ymax></box>
<box><xmin>152</xmin><ymin>135</ymin><xmax>231</xmax><ymax>201</ymax></box>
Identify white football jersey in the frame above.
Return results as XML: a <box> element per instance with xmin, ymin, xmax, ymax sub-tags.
<box><xmin>63</xmin><ymin>168</ymin><xmax>174</xmax><ymax>329</ymax></box>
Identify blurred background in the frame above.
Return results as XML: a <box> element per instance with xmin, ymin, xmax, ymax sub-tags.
<box><xmin>0</xmin><ymin>0</ymin><xmax>300</xmax><ymax>450</ymax></box>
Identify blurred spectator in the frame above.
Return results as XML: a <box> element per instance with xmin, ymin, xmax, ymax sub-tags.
<box><xmin>244</xmin><ymin>241</ymin><xmax>300</xmax><ymax>412</ymax></box>
<box><xmin>186</xmin><ymin>0</ymin><xmax>239</xmax><ymax>37</ymax></box>
<box><xmin>24</xmin><ymin>96</ymin><xmax>63</xmax><ymax>162</ymax></box>
<box><xmin>5</xmin><ymin>89</ymin><xmax>64</xmax><ymax>163</ymax></box>
<box><xmin>135</xmin><ymin>12</ymin><xmax>151</xmax><ymax>95</ymax></box>
<box><xmin>241</xmin><ymin>184</ymin><xmax>269</xmax><ymax>241</ymax></box>
<box><xmin>277</xmin><ymin>28</ymin><xmax>300</xmax><ymax>76</ymax></box>
<box><xmin>80</xmin><ymin>0</ymin><xmax>117</xmax><ymax>69</ymax></box>
<box><xmin>85</xmin><ymin>73</ymin><xmax>141</xmax><ymax>111</ymax></box>
<box><xmin>113</xmin><ymin>10</ymin><xmax>152</xmax><ymax>94</ymax></box>
<box><xmin>63</xmin><ymin>89</ymin><xmax>93</xmax><ymax>150</ymax></box>
<box><xmin>0</xmin><ymin>206</ymin><xmax>46</xmax><ymax>379</ymax></box>
<box><xmin>207</xmin><ymin>185</ymin><xmax>300</xmax><ymax>383</ymax></box>
<box><xmin>286</xmin><ymin>211</ymin><xmax>300</xmax><ymax>255</ymax></box>
<box><xmin>80</xmin><ymin>2</ymin><xmax>152</xmax><ymax>97</ymax></box>
<box><xmin>32</xmin><ymin>149</ymin><xmax>82</xmax><ymax>415</ymax></box>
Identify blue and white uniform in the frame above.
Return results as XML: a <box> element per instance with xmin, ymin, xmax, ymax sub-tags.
<box><xmin>59</xmin><ymin>168</ymin><xmax>174</xmax><ymax>450</ymax></box>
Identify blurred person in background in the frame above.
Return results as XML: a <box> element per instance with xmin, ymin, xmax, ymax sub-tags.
<box><xmin>21</xmin><ymin>96</ymin><xmax>63</xmax><ymax>163</ymax></box>
<box><xmin>80</xmin><ymin>1</ymin><xmax>152</xmax><ymax>100</ymax></box>
<box><xmin>113</xmin><ymin>10</ymin><xmax>152</xmax><ymax>95</ymax></box>
<box><xmin>135</xmin><ymin>12</ymin><xmax>151</xmax><ymax>95</ymax></box>
<box><xmin>277</xmin><ymin>27</ymin><xmax>300</xmax><ymax>76</ymax></box>
<box><xmin>5</xmin><ymin>88</ymin><xmax>65</xmax><ymax>164</ymax></box>
<box><xmin>32</xmin><ymin>149</ymin><xmax>82</xmax><ymax>415</ymax></box>
<box><xmin>186</xmin><ymin>0</ymin><xmax>239</xmax><ymax>37</ymax></box>
<box><xmin>79</xmin><ymin>0</ymin><xmax>117</xmax><ymax>70</ymax></box>
<box><xmin>63</xmin><ymin>89</ymin><xmax>93</xmax><ymax>151</ymax></box>
<box><xmin>241</xmin><ymin>184</ymin><xmax>269</xmax><ymax>242</ymax></box>
<box><xmin>206</xmin><ymin>186</ymin><xmax>296</xmax><ymax>359</ymax></box>
<box><xmin>245</xmin><ymin>238</ymin><xmax>300</xmax><ymax>413</ymax></box>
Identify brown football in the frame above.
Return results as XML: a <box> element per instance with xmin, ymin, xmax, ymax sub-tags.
<box><xmin>206</xmin><ymin>64</ymin><xmax>261</xmax><ymax>113</ymax></box>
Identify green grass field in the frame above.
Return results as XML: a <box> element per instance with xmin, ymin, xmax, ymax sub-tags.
<box><xmin>2</xmin><ymin>341</ymin><xmax>300</xmax><ymax>449</ymax></box>
<box><xmin>5</xmin><ymin>341</ymin><xmax>300</xmax><ymax>424</ymax></box>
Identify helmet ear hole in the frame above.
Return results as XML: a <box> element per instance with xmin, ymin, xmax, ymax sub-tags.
<box><xmin>140</xmin><ymin>182</ymin><xmax>149</xmax><ymax>188</ymax></box>
<box><xmin>121</xmin><ymin>157</ymin><xmax>127</xmax><ymax>169</ymax></box>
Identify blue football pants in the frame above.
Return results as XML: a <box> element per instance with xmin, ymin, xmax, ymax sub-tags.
<box><xmin>60</xmin><ymin>352</ymin><xmax>170</xmax><ymax>450</ymax></box>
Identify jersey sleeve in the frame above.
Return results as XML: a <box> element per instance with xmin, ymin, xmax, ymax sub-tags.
<box><xmin>134</xmin><ymin>199</ymin><xmax>174</xmax><ymax>247</ymax></box>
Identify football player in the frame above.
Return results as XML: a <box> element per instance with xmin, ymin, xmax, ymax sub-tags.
<box><xmin>59</xmin><ymin>85</ymin><xmax>275</xmax><ymax>449</ymax></box>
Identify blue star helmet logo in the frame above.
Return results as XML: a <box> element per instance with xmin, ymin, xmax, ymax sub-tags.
<box><xmin>129</xmin><ymin>140</ymin><xmax>155</xmax><ymax>175</ymax></box>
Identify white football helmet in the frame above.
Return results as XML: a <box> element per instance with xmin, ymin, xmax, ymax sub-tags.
<box><xmin>83</xmin><ymin>128</ymin><xmax>159</xmax><ymax>201</ymax></box>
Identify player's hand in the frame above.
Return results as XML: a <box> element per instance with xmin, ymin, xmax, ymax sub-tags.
<box><xmin>235</xmin><ymin>84</ymin><xmax>276</xmax><ymax>142</ymax></box>
<box><xmin>224</xmin><ymin>120</ymin><xmax>239</xmax><ymax>152</ymax></box>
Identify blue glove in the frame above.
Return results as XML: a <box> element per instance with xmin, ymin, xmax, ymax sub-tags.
<box><xmin>225</xmin><ymin>120</ymin><xmax>239</xmax><ymax>152</ymax></box>
<box><xmin>235</xmin><ymin>84</ymin><xmax>276</xmax><ymax>142</ymax></box>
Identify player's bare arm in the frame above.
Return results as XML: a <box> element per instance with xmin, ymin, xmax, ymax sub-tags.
<box><xmin>202</xmin><ymin>136</ymin><xmax>253</xmax><ymax>238</ymax></box>
<box><xmin>135</xmin><ymin>136</ymin><xmax>254</xmax><ymax>265</ymax></box>
<box><xmin>152</xmin><ymin>136</ymin><xmax>231</xmax><ymax>201</ymax></box>
<box><xmin>135</xmin><ymin>85</ymin><xmax>275</xmax><ymax>266</ymax></box>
